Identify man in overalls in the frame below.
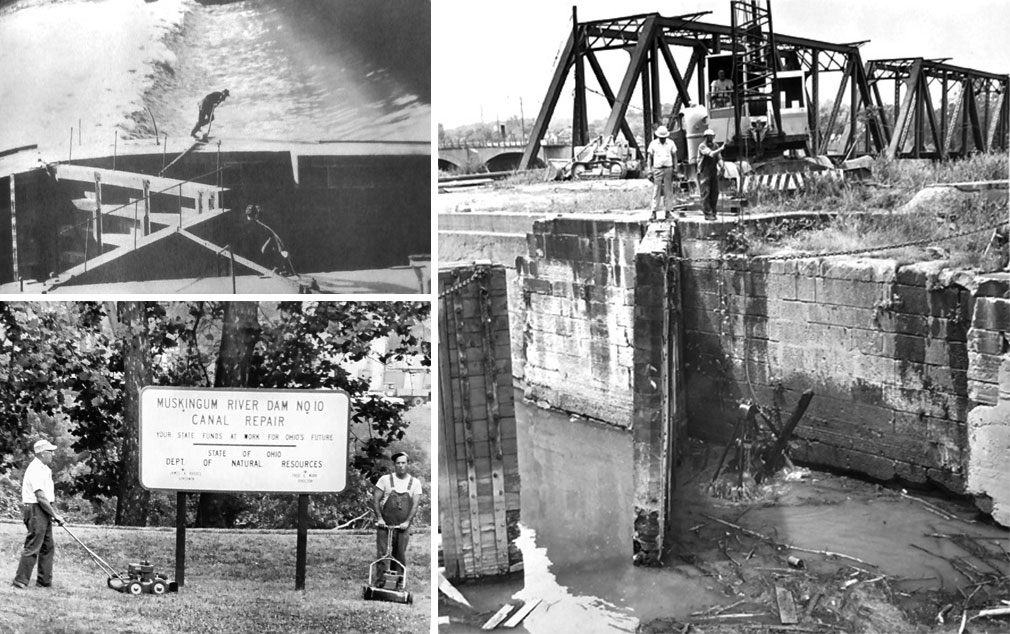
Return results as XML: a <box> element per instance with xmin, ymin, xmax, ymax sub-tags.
<box><xmin>697</xmin><ymin>129</ymin><xmax>725</xmax><ymax>220</ymax></box>
<box><xmin>372</xmin><ymin>452</ymin><xmax>422</xmax><ymax>586</ymax></box>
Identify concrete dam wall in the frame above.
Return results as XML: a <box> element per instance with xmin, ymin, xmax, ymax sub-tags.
<box><xmin>1</xmin><ymin>144</ymin><xmax>429</xmax><ymax>286</ymax></box>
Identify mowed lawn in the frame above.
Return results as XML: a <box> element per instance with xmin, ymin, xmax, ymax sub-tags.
<box><xmin>0</xmin><ymin>522</ymin><xmax>430</xmax><ymax>633</ymax></box>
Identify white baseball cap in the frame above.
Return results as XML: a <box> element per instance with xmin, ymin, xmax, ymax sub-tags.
<box><xmin>33</xmin><ymin>439</ymin><xmax>57</xmax><ymax>453</ymax></box>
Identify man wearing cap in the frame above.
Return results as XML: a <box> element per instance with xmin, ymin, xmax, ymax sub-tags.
<box><xmin>190</xmin><ymin>89</ymin><xmax>230</xmax><ymax>139</ymax></box>
<box><xmin>12</xmin><ymin>439</ymin><xmax>65</xmax><ymax>589</ymax></box>
<box><xmin>710</xmin><ymin>70</ymin><xmax>734</xmax><ymax>108</ymax></box>
<box><xmin>646</xmin><ymin>125</ymin><xmax>678</xmax><ymax>221</ymax></box>
<box><xmin>697</xmin><ymin>129</ymin><xmax>725</xmax><ymax>220</ymax></box>
<box><xmin>371</xmin><ymin>451</ymin><xmax>422</xmax><ymax>586</ymax></box>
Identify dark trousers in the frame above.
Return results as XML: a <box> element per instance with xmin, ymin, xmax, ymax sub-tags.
<box><xmin>699</xmin><ymin>169</ymin><xmax>720</xmax><ymax>217</ymax></box>
<box><xmin>14</xmin><ymin>504</ymin><xmax>54</xmax><ymax>586</ymax></box>
<box><xmin>190</xmin><ymin>109</ymin><xmax>214</xmax><ymax>137</ymax></box>
<box><xmin>376</xmin><ymin>526</ymin><xmax>409</xmax><ymax>574</ymax></box>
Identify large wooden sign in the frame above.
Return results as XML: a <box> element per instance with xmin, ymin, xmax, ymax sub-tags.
<box><xmin>140</xmin><ymin>387</ymin><xmax>350</xmax><ymax>493</ymax></box>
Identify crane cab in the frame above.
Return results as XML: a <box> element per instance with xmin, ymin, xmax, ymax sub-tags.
<box><xmin>703</xmin><ymin>53</ymin><xmax>810</xmax><ymax>158</ymax></box>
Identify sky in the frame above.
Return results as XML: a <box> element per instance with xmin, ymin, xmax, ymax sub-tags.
<box><xmin>433</xmin><ymin>0</ymin><xmax>1010</xmax><ymax>129</ymax></box>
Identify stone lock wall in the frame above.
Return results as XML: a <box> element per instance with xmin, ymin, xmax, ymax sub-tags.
<box><xmin>517</xmin><ymin>216</ymin><xmax>644</xmax><ymax>426</ymax></box>
<box><xmin>516</xmin><ymin>215</ymin><xmax>684</xmax><ymax>565</ymax></box>
<box><xmin>680</xmin><ymin>235</ymin><xmax>977</xmax><ymax>492</ymax></box>
<box><xmin>965</xmin><ymin>289</ymin><xmax>1010</xmax><ymax>525</ymax></box>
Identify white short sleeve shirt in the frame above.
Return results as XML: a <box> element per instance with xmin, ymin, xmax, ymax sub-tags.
<box><xmin>22</xmin><ymin>457</ymin><xmax>55</xmax><ymax>504</ymax></box>
<box><xmin>375</xmin><ymin>473</ymin><xmax>423</xmax><ymax>505</ymax></box>
<box><xmin>647</xmin><ymin>138</ymin><xmax>676</xmax><ymax>168</ymax></box>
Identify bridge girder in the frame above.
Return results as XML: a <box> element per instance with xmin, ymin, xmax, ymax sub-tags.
<box><xmin>519</xmin><ymin>10</ymin><xmax>1007</xmax><ymax>169</ymax></box>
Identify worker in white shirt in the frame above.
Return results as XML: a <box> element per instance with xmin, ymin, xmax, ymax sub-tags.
<box><xmin>12</xmin><ymin>439</ymin><xmax>66</xmax><ymax>589</ymax></box>
<box><xmin>647</xmin><ymin>125</ymin><xmax>678</xmax><ymax>221</ymax></box>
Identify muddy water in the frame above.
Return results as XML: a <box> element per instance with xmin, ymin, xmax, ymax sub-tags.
<box><xmin>741</xmin><ymin>479</ymin><xmax>1010</xmax><ymax>591</ymax></box>
<box><xmin>443</xmin><ymin>398</ymin><xmax>1009</xmax><ymax>632</ymax></box>
<box><xmin>443</xmin><ymin>395</ymin><xmax>725</xmax><ymax>632</ymax></box>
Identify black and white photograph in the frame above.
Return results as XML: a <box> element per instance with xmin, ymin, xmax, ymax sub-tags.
<box><xmin>0</xmin><ymin>0</ymin><xmax>430</xmax><ymax>294</ymax></box>
<box><xmin>436</xmin><ymin>1</ymin><xmax>1010</xmax><ymax>632</ymax></box>
<box><xmin>0</xmin><ymin>301</ymin><xmax>432</xmax><ymax>631</ymax></box>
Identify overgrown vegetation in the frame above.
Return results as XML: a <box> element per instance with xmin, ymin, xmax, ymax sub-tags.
<box><xmin>748</xmin><ymin>153</ymin><xmax>1008</xmax><ymax>214</ymax></box>
<box><xmin>477</xmin><ymin>152</ymin><xmax>1009</xmax><ymax>270</ymax></box>
<box><xmin>744</xmin><ymin>153</ymin><xmax>1009</xmax><ymax>269</ymax></box>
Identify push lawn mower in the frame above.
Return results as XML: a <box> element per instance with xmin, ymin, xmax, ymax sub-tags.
<box><xmin>362</xmin><ymin>527</ymin><xmax>412</xmax><ymax>604</ymax></box>
<box><xmin>61</xmin><ymin>524</ymin><xmax>178</xmax><ymax>595</ymax></box>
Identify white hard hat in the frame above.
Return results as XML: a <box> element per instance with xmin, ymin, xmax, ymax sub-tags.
<box><xmin>655</xmin><ymin>125</ymin><xmax>670</xmax><ymax>138</ymax></box>
<box><xmin>704</xmin><ymin>129</ymin><xmax>716</xmax><ymax>136</ymax></box>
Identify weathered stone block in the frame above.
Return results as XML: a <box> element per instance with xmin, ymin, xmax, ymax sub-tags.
<box><xmin>961</xmin><ymin>357</ymin><xmax>1010</xmax><ymax>524</ymax></box>
<box><xmin>763</xmin><ymin>273</ymin><xmax>797</xmax><ymax>301</ymax></box>
<box><xmin>820</xmin><ymin>258</ymin><xmax>897</xmax><ymax>283</ymax></box>
<box><xmin>969</xmin><ymin>351</ymin><xmax>1005</xmax><ymax>383</ymax></box>
<box><xmin>975</xmin><ymin>275</ymin><xmax>1010</xmax><ymax>298</ymax></box>
<box><xmin>796</xmin><ymin>275</ymin><xmax>817</xmax><ymax>302</ymax></box>
<box><xmin>969</xmin><ymin>381</ymin><xmax>999</xmax><ymax>407</ymax></box>
<box><xmin>925</xmin><ymin>365</ymin><xmax>969</xmax><ymax>395</ymax></box>
<box><xmin>968</xmin><ymin>329</ymin><xmax>1009</xmax><ymax>356</ymax></box>
<box><xmin>794</xmin><ymin>258</ymin><xmax>822</xmax><ymax>277</ymax></box>
<box><xmin>895</xmin><ymin>260</ymin><xmax>948</xmax><ymax>286</ymax></box>
<box><xmin>973</xmin><ymin>298</ymin><xmax>1010</xmax><ymax>330</ymax></box>
<box><xmin>924</xmin><ymin>340</ymin><xmax>969</xmax><ymax>368</ymax></box>
<box><xmin>815</xmin><ymin>277</ymin><xmax>889</xmax><ymax>307</ymax></box>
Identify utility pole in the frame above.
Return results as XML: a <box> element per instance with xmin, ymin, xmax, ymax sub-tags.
<box><xmin>520</xmin><ymin>97</ymin><xmax>527</xmax><ymax>142</ymax></box>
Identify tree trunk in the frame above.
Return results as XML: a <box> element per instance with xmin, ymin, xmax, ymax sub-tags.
<box><xmin>196</xmin><ymin>302</ymin><xmax>260</xmax><ymax>528</ymax></box>
<box><xmin>115</xmin><ymin>302</ymin><xmax>153</xmax><ymax>526</ymax></box>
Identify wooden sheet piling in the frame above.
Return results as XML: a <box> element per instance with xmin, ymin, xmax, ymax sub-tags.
<box><xmin>438</xmin><ymin>264</ymin><xmax>521</xmax><ymax>580</ymax></box>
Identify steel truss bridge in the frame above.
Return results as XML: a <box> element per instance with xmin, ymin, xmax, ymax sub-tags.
<box><xmin>519</xmin><ymin>8</ymin><xmax>1008</xmax><ymax>169</ymax></box>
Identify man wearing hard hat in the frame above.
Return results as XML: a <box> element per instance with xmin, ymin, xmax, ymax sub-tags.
<box><xmin>696</xmin><ymin>129</ymin><xmax>725</xmax><ymax>220</ymax></box>
<box><xmin>12</xmin><ymin>439</ymin><xmax>66</xmax><ymax>589</ymax></box>
<box><xmin>647</xmin><ymin>125</ymin><xmax>678</xmax><ymax>221</ymax></box>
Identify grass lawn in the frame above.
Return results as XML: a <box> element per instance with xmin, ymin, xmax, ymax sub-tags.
<box><xmin>0</xmin><ymin>522</ymin><xmax>430</xmax><ymax>633</ymax></box>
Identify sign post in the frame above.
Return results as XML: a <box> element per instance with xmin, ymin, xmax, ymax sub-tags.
<box><xmin>140</xmin><ymin>387</ymin><xmax>350</xmax><ymax>590</ymax></box>
<box><xmin>296</xmin><ymin>494</ymin><xmax>309</xmax><ymax>590</ymax></box>
<box><xmin>175</xmin><ymin>492</ymin><xmax>186</xmax><ymax>587</ymax></box>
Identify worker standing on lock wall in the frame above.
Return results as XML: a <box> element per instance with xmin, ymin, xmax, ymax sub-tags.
<box><xmin>647</xmin><ymin>125</ymin><xmax>677</xmax><ymax>221</ymax></box>
<box><xmin>697</xmin><ymin>128</ymin><xmax>725</xmax><ymax>221</ymax></box>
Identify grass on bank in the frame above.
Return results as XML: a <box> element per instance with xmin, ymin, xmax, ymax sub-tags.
<box><xmin>487</xmin><ymin>153</ymin><xmax>1008</xmax><ymax>269</ymax></box>
<box><xmin>0</xmin><ymin>523</ymin><xmax>430</xmax><ymax>634</ymax></box>
<box><xmin>744</xmin><ymin>154</ymin><xmax>1008</xmax><ymax>268</ymax></box>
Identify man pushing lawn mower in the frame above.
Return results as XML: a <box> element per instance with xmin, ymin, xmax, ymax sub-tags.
<box><xmin>12</xmin><ymin>439</ymin><xmax>66</xmax><ymax>590</ymax></box>
<box><xmin>365</xmin><ymin>452</ymin><xmax>422</xmax><ymax>602</ymax></box>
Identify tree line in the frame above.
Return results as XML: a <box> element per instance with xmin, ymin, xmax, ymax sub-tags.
<box><xmin>0</xmin><ymin>301</ymin><xmax>429</xmax><ymax>529</ymax></box>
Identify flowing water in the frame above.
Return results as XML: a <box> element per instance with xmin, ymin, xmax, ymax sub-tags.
<box><xmin>0</xmin><ymin>0</ymin><xmax>428</xmax><ymax>157</ymax></box>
